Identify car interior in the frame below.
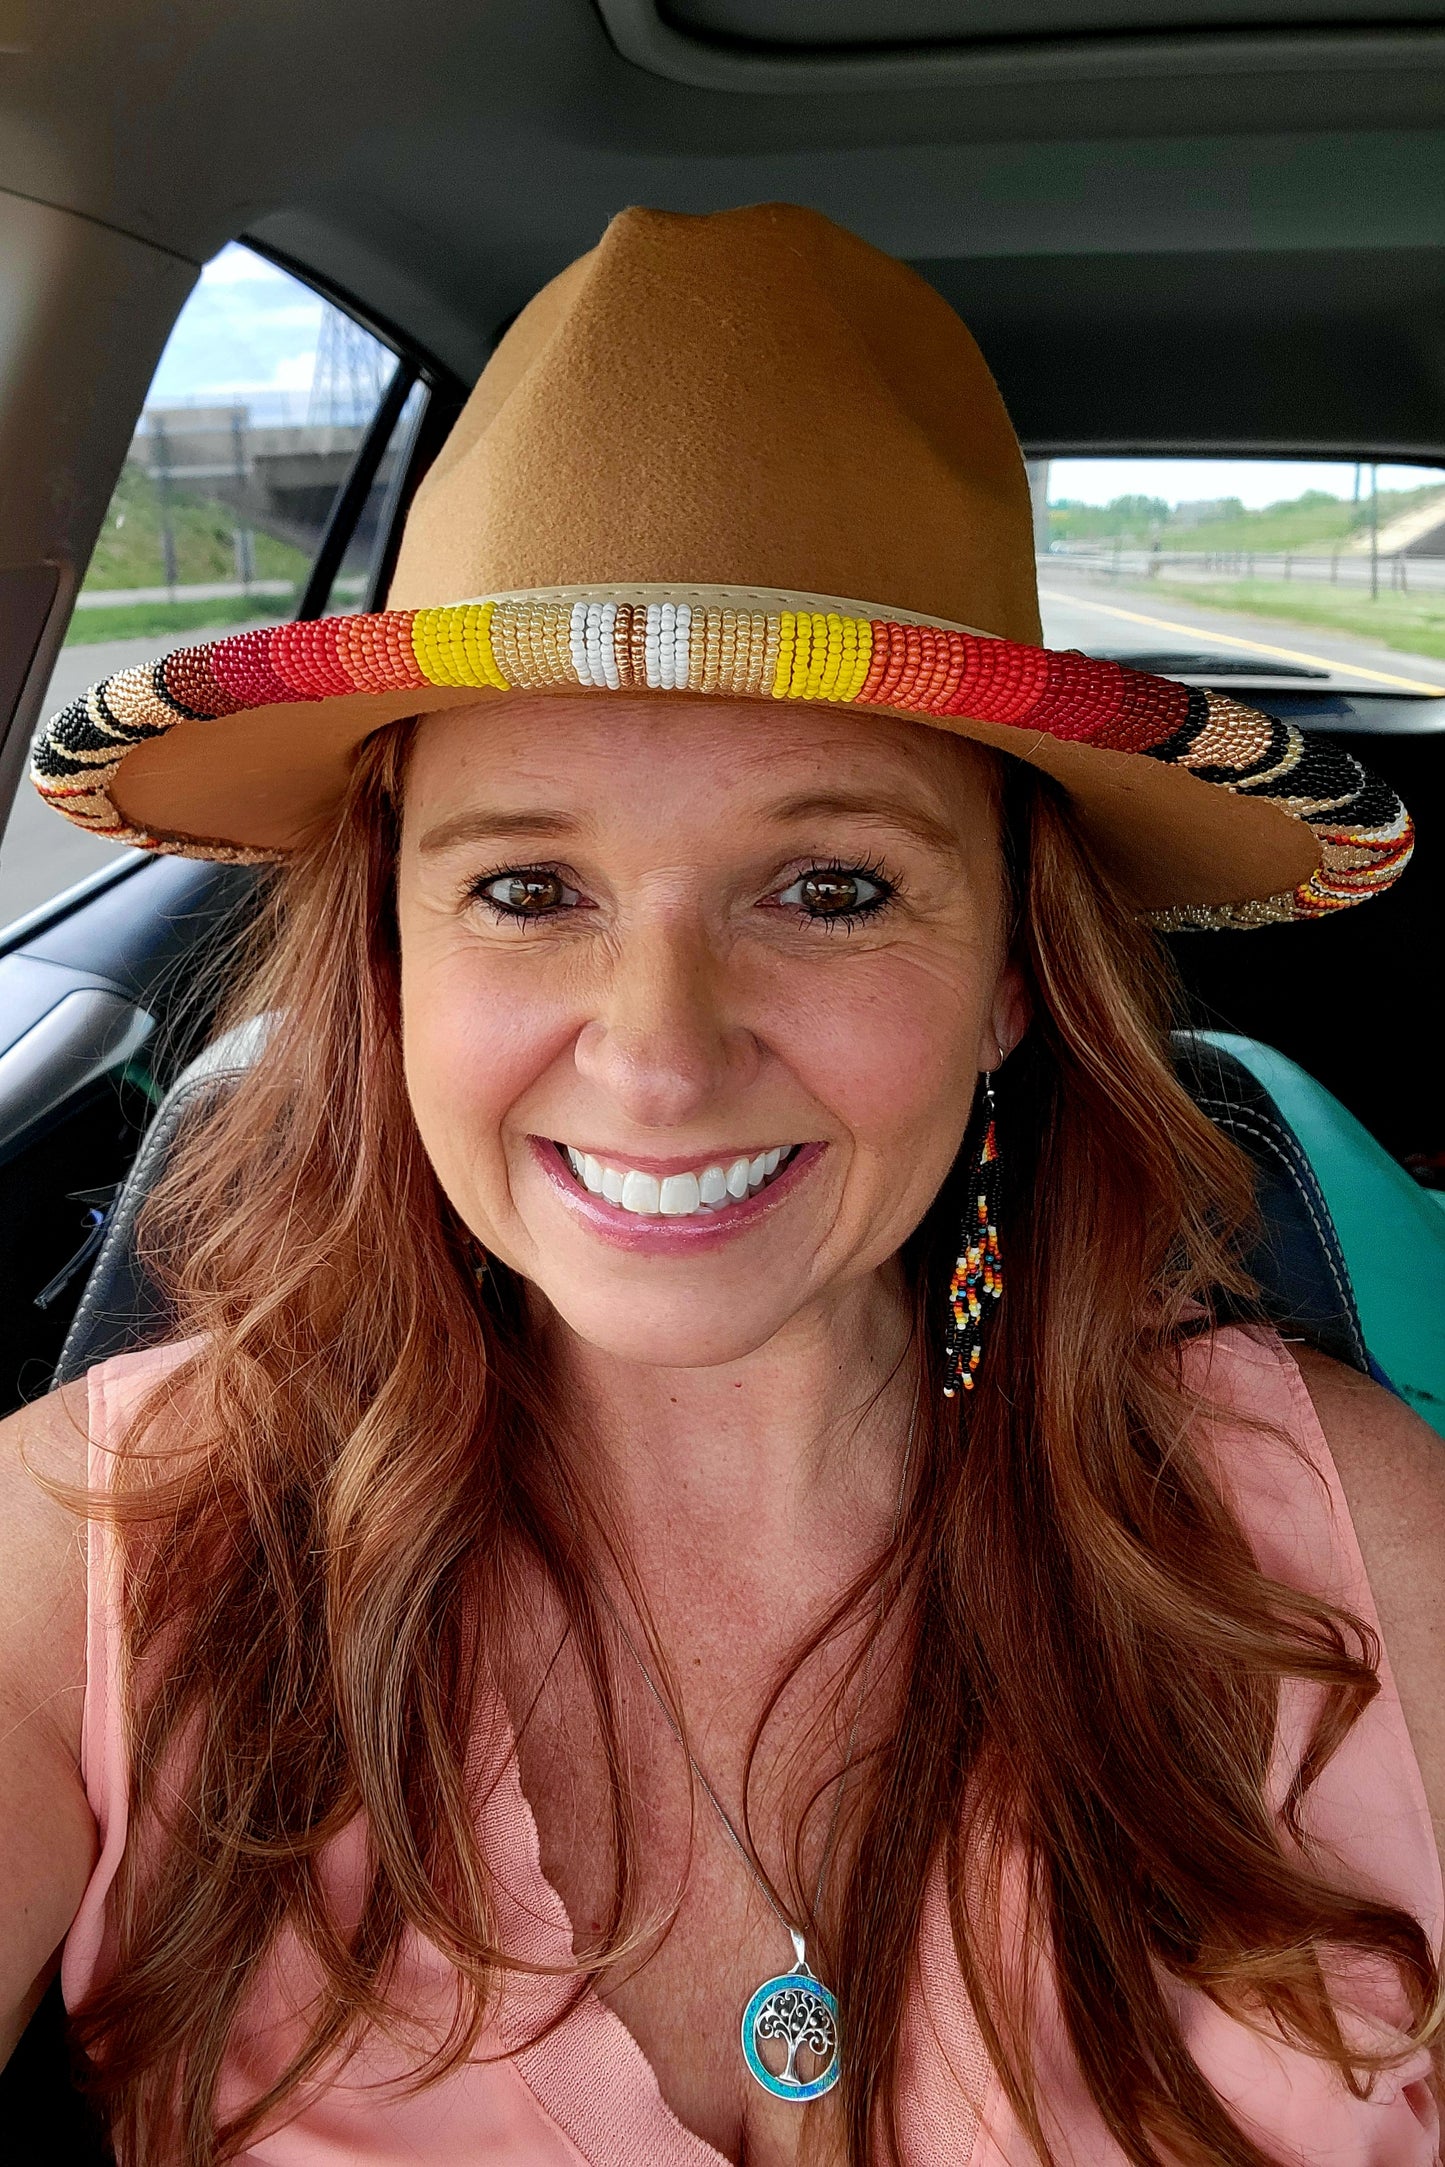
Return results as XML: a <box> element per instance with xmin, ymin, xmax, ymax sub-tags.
<box><xmin>2</xmin><ymin>1</ymin><xmax>1443</xmax><ymax>2153</ymax></box>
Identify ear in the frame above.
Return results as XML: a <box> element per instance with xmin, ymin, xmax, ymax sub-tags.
<box><xmin>983</xmin><ymin>959</ymin><xmax>1031</xmax><ymax>1070</ymax></box>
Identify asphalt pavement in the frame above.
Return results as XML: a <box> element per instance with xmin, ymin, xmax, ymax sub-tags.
<box><xmin>3</xmin><ymin>581</ymin><xmax>1442</xmax><ymax>930</ymax></box>
<box><xmin>1038</xmin><ymin>564</ymin><xmax>1445</xmax><ymax>694</ymax></box>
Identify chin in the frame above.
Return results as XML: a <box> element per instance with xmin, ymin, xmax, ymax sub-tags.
<box><xmin>539</xmin><ymin>1288</ymin><xmax>795</xmax><ymax>1372</ymax></box>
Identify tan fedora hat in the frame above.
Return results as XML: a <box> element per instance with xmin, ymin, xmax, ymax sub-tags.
<box><xmin>33</xmin><ymin>203</ymin><xmax>1411</xmax><ymax>928</ymax></box>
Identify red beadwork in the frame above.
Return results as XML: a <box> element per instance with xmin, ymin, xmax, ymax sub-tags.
<box><xmin>1107</xmin><ymin>669</ymin><xmax>1191</xmax><ymax>751</ymax></box>
<box><xmin>209</xmin><ymin>628</ymin><xmax>297</xmax><ymax>710</ymax></box>
<box><xmin>265</xmin><ymin>619</ymin><xmax>351</xmax><ymax>699</ymax></box>
<box><xmin>942</xmin><ymin>637</ymin><xmax>1051</xmax><ymax>725</ymax></box>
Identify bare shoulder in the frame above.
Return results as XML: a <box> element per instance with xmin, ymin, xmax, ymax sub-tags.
<box><xmin>0</xmin><ymin>1381</ymin><xmax>91</xmax><ymax>1758</ymax></box>
<box><xmin>1293</xmin><ymin>1348</ymin><xmax>1445</xmax><ymax>1857</ymax></box>
<box><xmin>0</xmin><ymin>1383</ymin><xmax>97</xmax><ymax>2065</ymax></box>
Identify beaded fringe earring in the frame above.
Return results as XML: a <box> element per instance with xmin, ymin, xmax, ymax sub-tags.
<box><xmin>942</xmin><ymin>1070</ymin><xmax>1003</xmax><ymax>1398</ymax></box>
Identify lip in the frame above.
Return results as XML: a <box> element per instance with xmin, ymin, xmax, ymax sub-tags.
<box><xmin>528</xmin><ymin>1135</ymin><xmax>825</xmax><ymax>1251</ymax></box>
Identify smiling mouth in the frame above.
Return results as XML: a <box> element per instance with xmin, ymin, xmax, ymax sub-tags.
<box><xmin>553</xmin><ymin>1143</ymin><xmax>803</xmax><ymax>1220</ymax></box>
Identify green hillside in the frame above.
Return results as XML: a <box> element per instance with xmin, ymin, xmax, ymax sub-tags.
<box><xmin>82</xmin><ymin>462</ymin><xmax>310</xmax><ymax>592</ymax></box>
<box><xmin>1049</xmin><ymin>482</ymin><xmax>1445</xmax><ymax>555</ymax></box>
<box><xmin>63</xmin><ymin>597</ymin><xmax>296</xmax><ymax>647</ymax></box>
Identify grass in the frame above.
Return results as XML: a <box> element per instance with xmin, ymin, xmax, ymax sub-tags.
<box><xmin>82</xmin><ymin>462</ymin><xmax>310</xmax><ymax>593</ymax></box>
<box><xmin>63</xmin><ymin>596</ymin><xmax>296</xmax><ymax>646</ymax></box>
<box><xmin>1147</xmin><ymin>578</ymin><xmax>1445</xmax><ymax>664</ymax></box>
<box><xmin>1050</xmin><ymin>481</ymin><xmax>1445</xmax><ymax>555</ymax></box>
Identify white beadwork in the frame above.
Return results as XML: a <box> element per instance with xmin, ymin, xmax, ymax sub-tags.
<box><xmin>571</xmin><ymin>600</ymin><xmax>623</xmax><ymax>691</ymax></box>
<box><xmin>567</xmin><ymin>601</ymin><xmax>590</xmax><ymax>684</ymax></box>
<box><xmin>594</xmin><ymin>601</ymin><xmax>619</xmax><ymax>689</ymax></box>
<box><xmin>643</xmin><ymin>601</ymin><xmax>693</xmax><ymax>690</ymax></box>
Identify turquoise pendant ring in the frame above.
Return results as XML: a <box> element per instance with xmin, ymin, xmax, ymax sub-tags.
<box><xmin>740</xmin><ymin>1932</ymin><xmax>840</xmax><ymax>2102</ymax></box>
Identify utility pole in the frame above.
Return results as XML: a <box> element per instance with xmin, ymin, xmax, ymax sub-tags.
<box><xmin>150</xmin><ymin>413</ymin><xmax>178</xmax><ymax>599</ymax></box>
<box><xmin>1370</xmin><ymin>463</ymin><xmax>1379</xmax><ymax>600</ymax></box>
<box><xmin>230</xmin><ymin>407</ymin><xmax>254</xmax><ymax>593</ymax></box>
<box><xmin>1025</xmin><ymin>459</ymin><xmax>1051</xmax><ymax>559</ymax></box>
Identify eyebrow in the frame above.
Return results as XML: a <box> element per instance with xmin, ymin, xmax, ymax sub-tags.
<box><xmin>417</xmin><ymin>807</ymin><xmax>582</xmax><ymax>854</ymax></box>
<box><xmin>768</xmin><ymin>790</ymin><xmax>966</xmax><ymax>855</ymax></box>
<box><xmin>416</xmin><ymin>789</ymin><xmax>969</xmax><ymax>858</ymax></box>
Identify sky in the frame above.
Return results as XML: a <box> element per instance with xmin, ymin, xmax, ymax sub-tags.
<box><xmin>147</xmin><ymin>245</ymin><xmax>330</xmax><ymax>409</ymax></box>
<box><xmin>146</xmin><ymin>244</ymin><xmax>394</xmax><ymax>421</ymax></box>
<box><xmin>1046</xmin><ymin>456</ymin><xmax>1445</xmax><ymax>509</ymax></box>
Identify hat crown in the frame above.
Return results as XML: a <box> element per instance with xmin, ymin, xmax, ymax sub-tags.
<box><xmin>388</xmin><ymin>203</ymin><xmax>1042</xmax><ymax>642</ymax></box>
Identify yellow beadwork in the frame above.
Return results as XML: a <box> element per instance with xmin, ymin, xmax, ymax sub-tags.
<box><xmin>766</xmin><ymin>610</ymin><xmax>871</xmax><ymax>703</ymax></box>
<box><xmin>771</xmin><ymin>612</ymin><xmax>797</xmax><ymax>699</ymax></box>
<box><xmin>410</xmin><ymin>604</ymin><xmax>509</xmax><ymax>690</ymax></box>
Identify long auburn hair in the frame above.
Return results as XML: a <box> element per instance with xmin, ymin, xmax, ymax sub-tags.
<box><xmin>69</xmin><ymin>719</ymin><xmax>1438</xmax><ymax>2166</ymax></box>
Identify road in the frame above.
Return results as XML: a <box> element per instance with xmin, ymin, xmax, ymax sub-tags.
<box><xmin>1038</xmin><ymin>564</ymin><xmax>1445</xmax><ymax>694</ymax></box>
<box><xmin>3</xmin><ymin>579</ymin><xmax>1442</xmax><ymax>928</ymax></box>
<box><xmin>74</xmin><ymin>577</ymin><xmax>296</xmax><ymax>610</ymax></box>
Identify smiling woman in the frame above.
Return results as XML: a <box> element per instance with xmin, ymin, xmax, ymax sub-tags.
<box><xmin>395</xmin><ymin>697</ymin><xmax>1018</xmax><ymax>1369</ymax></box>
<box><xmin>3</xmin><ymin>203</ymin><xmax>1444</xmax><ymax>2167</ymax></box>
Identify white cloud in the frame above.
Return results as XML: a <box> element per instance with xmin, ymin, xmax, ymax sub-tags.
<box><xmin>178</xmin><ymin>352</ymin><xmax>319</xmax><ymax>399</ymax></box>
<box><xmin>1047</xmin><ymin>457</ymin><xmax>1444</xmax><ymax>509</ymax></box>
<box><xmin>199</xmin><ymin>242</ymin><xmax>299</xmax><ymax>288</ymax></box>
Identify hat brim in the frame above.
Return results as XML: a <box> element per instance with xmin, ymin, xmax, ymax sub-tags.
<box><xmin>32</xmin><ymin>585</ymin><xmax>1413</xmax><ymax>930</ymax></box>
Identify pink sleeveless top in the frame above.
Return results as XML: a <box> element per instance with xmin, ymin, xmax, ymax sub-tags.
<box><xmin>63</xmin><ymin>1328</ymin><xmax>1443</xmax><ymax>2164</ymax></box>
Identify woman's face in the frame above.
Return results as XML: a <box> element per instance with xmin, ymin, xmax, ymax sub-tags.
<box><xmin>397</xmin><ymin>695</ymin><xmax>1026</xmax><ymax>1369</ymax></box>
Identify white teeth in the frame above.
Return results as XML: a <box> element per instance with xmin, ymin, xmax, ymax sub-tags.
<box><xmin>620</xmin><ymin>1169</ymin><xmax>661</xmax><ymax>1215</ymax></box>
<box><xmin>659</xmin><ymin>1172</ymin><xmax>701</xmax><ymax>1216</ymax></box>
<box><xmin>560</xmin><ymin>1144</ymin><xmax>798</xmax><ymax>1217</ymax></box>
<box><xmin>698</xmin><ymin>1165</ymin><xmax>728</xmax><ymax>1206</ymax></box>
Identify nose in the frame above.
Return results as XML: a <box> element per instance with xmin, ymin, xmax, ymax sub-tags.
<box><xmin>572</xmin><ymin>912</ymin><xmax>760</xmax><ymax>1129</ymax></box>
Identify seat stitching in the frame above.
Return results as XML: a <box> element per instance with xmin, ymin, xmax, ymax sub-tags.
<box><xmin>56</xmin><ymin>1072</ymin><xmax>242</xmax><ymax>1379</ymax></box>
<box><xmin>1191</xmin><ymin>1095</ymin><xmax>1365</xmax><ymax>1363</ymax></box>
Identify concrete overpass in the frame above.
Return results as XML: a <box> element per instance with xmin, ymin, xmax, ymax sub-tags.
<box><xmin>132</xmin><ymin>405</ymin><xmax>399</xmax><ymax>554</ymax></box>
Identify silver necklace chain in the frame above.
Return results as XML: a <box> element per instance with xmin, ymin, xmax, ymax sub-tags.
<box><xmin>594</xmin><ymin>1384</ymin><xmax>919</xmax><ymax>2098</ymax></box>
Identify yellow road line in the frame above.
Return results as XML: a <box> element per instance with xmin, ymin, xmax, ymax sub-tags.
<box><xmin>1036</xmin><ymin>586</ymin><xmax>1445</xmax><ymax>697</ymax></box>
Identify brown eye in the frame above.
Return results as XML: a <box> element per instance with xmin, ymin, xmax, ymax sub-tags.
<box><xmin>776</xmin><ymin>867</ymin><xmax>890</xmax><ymax>919</ymax></box>
<box><xmin>476</xmin><ymin>870</ymin><xmax>576</xmax><ymax>916</ymax></box>
<box><xmin>801</xmin><ymin>872</ymin><xmax>862</xmax><ymax>914</ymax></box>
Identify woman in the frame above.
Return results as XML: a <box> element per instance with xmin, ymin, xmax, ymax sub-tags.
<box><xmin>3</xmin><ymin>203</ymin><xmax>1443</xmax><ymax>2167</ymax></box>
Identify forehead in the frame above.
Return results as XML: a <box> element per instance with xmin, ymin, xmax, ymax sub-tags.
<box><xmin>401</xmin><ymin>693</ymin><xmax>999</xmax><ymax>835</ymax></box>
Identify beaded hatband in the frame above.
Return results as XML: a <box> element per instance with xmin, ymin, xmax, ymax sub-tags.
<box><xmin>32</xmin><ymin>591</ymin><xmax>1414</xmax><ymax>930</ymax></box>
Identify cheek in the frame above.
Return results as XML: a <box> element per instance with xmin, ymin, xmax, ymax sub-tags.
<box><xmin>762</xmin><ymin>949</ymin><xmax>985</xmax><ymax>1159</ymax></box>
<box><xmin>399</xmin><ymin>940</ymin><xmax>572</xmax><ymax>1193</ymax></box>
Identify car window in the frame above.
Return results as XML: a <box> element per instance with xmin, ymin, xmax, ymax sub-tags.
<box><xmin>1034</xmin><ymin>455</ymin><xmax>1445</xmax><ymax>695</ymax></box>
<box><xmin>1032</xmin><ymin>456</ymin><xmax>1444</xmax><ymax>1217</ymax></box>
<box><xmin>0</xmin><ymin>246</ymin><xmax>414</xmax><ymax>928</ymax></box>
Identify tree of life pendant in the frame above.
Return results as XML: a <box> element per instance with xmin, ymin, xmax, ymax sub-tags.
<box><xmin>740</xmin><ymin>1930</ymin><xmax>840</xmax><ymax>2102</ymax></box>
